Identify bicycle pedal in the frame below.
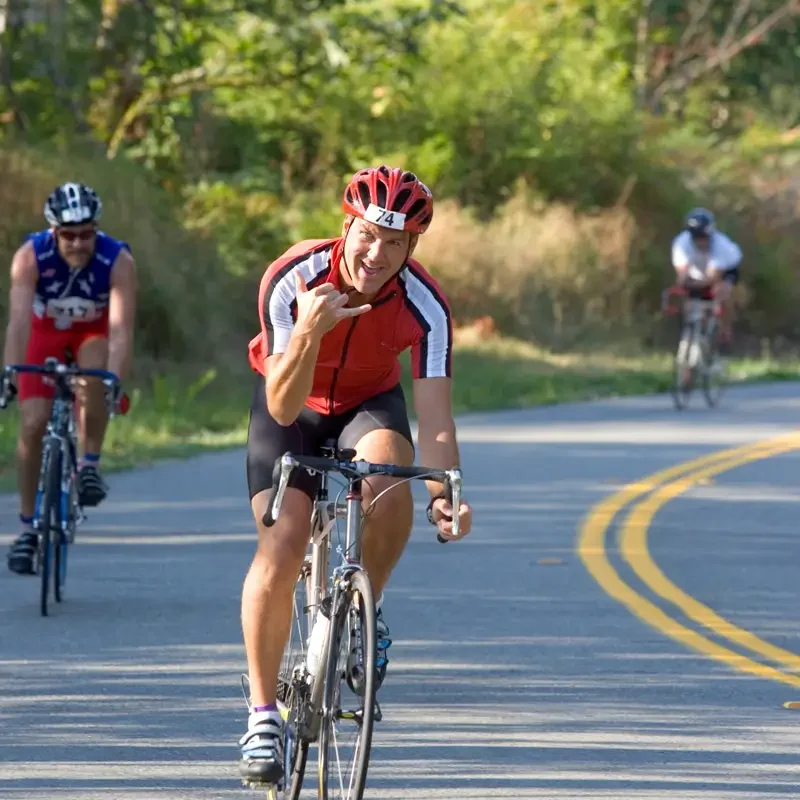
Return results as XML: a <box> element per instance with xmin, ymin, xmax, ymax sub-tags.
<box><xmin>240</xmin><ymin>776</ymin><xmax>282</xmax><ymax>793</ymax></box>
<box><xmin>339</xmin><ymin>702</ymin><xmax>382</xmax><ymax>724</ymax></box>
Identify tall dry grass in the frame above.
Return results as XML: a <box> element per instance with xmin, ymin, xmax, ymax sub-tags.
<box><xmin>0</xmin><ymin>143</ymin><xmax>252</xmax><ymax>373</ymax></box>
<box><xmin>415</xmin><ymin>192</ymin><xmax>639</xmax><ymax>348</ymax></box>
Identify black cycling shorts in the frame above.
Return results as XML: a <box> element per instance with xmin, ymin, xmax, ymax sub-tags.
<box><xmin>722</xmin><ymin>267</ymin><xmax>740</xmax><ymax>285</ymax></box>
<box><xmin>246</xmin><ymin>375</ymin><xmax>414</xmax><ymax>500</ymax></box>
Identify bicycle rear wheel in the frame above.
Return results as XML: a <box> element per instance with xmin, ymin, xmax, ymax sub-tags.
<box><xmin>318</xmin><ymin>568</ymin><xmax>377</xmax><ymax>800</ymax></box>
<box><xmin>268</xmin><ymin>559</ymin><xmax>312</xmax><ymax>799</ymax></box>
<box><xmin>702</xmin><ymin>331</ymin><xmax>727</xmax><ymax>408</ymax></box>
<box><xmin>38</xmin><ymin>445</ymin><xmax>61</xmax><ymax>617</ymax></box>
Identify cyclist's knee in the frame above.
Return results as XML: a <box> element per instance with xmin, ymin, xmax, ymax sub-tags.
<box><xmin>75</xmin><ymin>337</ymin><xmax>110</xmax><ymax>408</ymax></box>
<box><xmin>363</xmin><ymin>478</ymin><xmax>413</xmax><ymax>529</ymax></box>
<box><xmin>76</xmin><ymin>336</ymin><xmax>108</xmax><ymax>369</ymax></box>
<box><xmin>353</xmin><ymin>428</ymin><xmax>414</xmax><ymax>521</ymax></box>
<box><xmin>250</xmin><ymin>487</ymin><xmax>311</xmax><ymax>570</ymax></box>
<box><xmin>354</xmin><ymin>429</ymin><xmax>413</xmax><ymax>466</ymax></box>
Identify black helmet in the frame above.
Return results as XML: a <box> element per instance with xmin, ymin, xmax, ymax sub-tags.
<box><xmin>44</xmin><ymin>182</ymin><xmax>103</xmax><ymax>227</ymax></box>
<box><xmin>684</xmin><ymin>207</ymin><xmax>715</xmax><ymax>237</ymax></box>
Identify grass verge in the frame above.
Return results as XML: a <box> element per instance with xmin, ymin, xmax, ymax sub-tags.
<box><xmin>0</xmin><ymin>368</ymin><xmax>253</xmax><ymax>491</ymax></box>
<box><xmin>1</xmin><ymin>336</ymin><xmax>799</xmax><ymax>491</ymax></box>
<box><xmin>441</xmin><ymin>334</ymin><xmax>800</xmax><ymax>412</ymax></box>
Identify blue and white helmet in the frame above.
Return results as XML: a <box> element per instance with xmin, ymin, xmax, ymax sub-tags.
<box><xmin>44</xmin><ymin>182</ymin><xmax>103</xmax><ymax>227</ymax></box>
<box><xmin>684</xmin><ymin>207</ymin><xmax>715</xmax><ymax>237</ymax></box>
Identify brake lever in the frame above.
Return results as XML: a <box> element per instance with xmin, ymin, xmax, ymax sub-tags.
<box><xmin>436</xmin><ymin>472</ymin><xmax>462</xmax><ymax>544</ymax></box>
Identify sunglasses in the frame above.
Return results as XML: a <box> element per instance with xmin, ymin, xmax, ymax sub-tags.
<box><xmin>58</xmin><ymin>228</ymin><xmax>96</xmax><ymax>243</ymax></box>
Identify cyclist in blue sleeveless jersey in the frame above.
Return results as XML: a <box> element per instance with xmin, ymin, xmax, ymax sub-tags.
<box><xmin>1</xmin><ymin>183</ymin><xmax>137</xmax><ymax>575</ymax></box>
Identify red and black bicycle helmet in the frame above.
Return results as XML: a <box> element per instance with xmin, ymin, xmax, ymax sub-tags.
<box><xmin>342</xmin><ymin>166</ymin><xmax>434</xmax><ymax>234</ymax></box>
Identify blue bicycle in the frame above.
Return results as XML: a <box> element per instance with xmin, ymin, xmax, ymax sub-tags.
<box><xmin>1</xmin><ymin>358</ymin><xmax>122</xmax><ymax>616</ymax></box>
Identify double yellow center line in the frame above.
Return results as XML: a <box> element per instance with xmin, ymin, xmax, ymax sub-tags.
<box><xmin>578</xmin><ymin>432</ymin><xmax>800</xmax><ymax>691</ymax></box>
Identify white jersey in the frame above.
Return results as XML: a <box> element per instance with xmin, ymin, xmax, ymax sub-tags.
<box><xmin>671</xmin><ymin>230</ymin><xmax>742</xmax><ymax>281</ymax></box>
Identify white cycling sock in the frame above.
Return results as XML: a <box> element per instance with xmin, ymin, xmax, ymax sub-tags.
<box><xmin>248</xmin><ymin>708</ymin><xmax>282</xmax><ymax>731</ymax></box>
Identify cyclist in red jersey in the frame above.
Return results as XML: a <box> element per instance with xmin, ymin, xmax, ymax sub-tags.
<box><xmin>239</xmin><ymin>166</ymin><xmax>473</xmax><ymax>784</ymax></box>
<box><xmin>1</xmin><ymin>183</ymin><xmax>136</xmax><ymax>575</ymax></box>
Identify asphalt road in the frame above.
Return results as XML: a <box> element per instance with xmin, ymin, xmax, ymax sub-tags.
<box><xmin>1</xmin><ymin>382</ymin><xmax>799</xmax><ymax>799</ymax></box>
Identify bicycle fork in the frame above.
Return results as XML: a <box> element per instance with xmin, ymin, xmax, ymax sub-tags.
<box><xmin>677</xmin><ymin>324</ymin><xmax>702</xmax><ymax>368</ymax></box>
<box><xmin>33</xmin><ymin>432</ymin><xmax>82</xmax><ymax>543</ymax></box>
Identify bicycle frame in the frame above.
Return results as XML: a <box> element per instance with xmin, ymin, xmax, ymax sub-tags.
<box><xmin>266</xmin><ymin>449</ymin><xmax>462</xmax><ymax>741</ymax></box>
<box><xmin>1</xmin><ymin>360</ymin><xmax>122</xmax><ymax>613</ymax></box>
<box><xmin>271</xmin><ymin>452</ymin><xmax>461</xmax><ymax>637</ymax></box>
<box><xmin>293</xmin><ymin>468</ymin><xmax>389</xmax><ymax>743</ymax></box>
<box><xmin>678</xmin><ymin>297</ymin><xmax>718</xmax><ymax>369</ymax></box>
<box><xmin>4</xmin><ymin>361</ymin><xmax>120</xmax><ymax>536</ymax></box>
<box><xmin>35</xmin><ymin>383</ymin><xmax>81</xmax><ymax>538</ymax></box>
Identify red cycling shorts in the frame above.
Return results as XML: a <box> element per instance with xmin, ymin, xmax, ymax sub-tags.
<box><xmin>19</xmin><ymin>320</ymin><xmax>109</xmax><ymax>401</ymax></box>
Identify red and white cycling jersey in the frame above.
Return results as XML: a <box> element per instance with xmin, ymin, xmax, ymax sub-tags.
<box><xmin>248</xmin><ymin>238</ymin><xmax>453</xmax><ymax>415</ymax></box>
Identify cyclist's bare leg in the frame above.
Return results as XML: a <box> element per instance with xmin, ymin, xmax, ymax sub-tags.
<box><xmin>354</xmin><ymin>429</ymin><xmax>415</xmax><ymax>599</ymax></box>
<box><xmin>703</xmin><ymin>269</ymin><xmax>731</xmax><ymax>343</ymax></box>
<box><xmin>243</xmin><ymin>487</ymin><xmax>312</xmax><ymax>706</ymax></box>
<box><xmin>17</xmin><ymin>398</ymin><xmax>51</xmax><ymax>517</ymax></box>
<box><xmin>76</xmin><ymin>337</ymin><xmax>110</xmax><ymax>456</ymax></box>
<box><xmin>715</xmin><ymin>281</ymin><xmax>734</xmax><ymax>345</ymax></box>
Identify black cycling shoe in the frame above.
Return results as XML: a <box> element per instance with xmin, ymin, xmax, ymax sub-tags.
<box><xmin>238</xmin><ymin>711</ymin><xmax>284</xmax><ymax>786</ymax></box>
<box><xmin>7</xmin><ymin>531</ymin><xmax>38</xmax><ymax>575</ymax></box>
<box><xmin>77</xmin><ymin>465</ymin><xmax>108</xmax><ymax>508</ymax></box>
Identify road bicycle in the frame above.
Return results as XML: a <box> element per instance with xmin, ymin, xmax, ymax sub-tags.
<box><xmin>243</xmin><ymin>442</ymin><xmax>462</xmax><ymax>800</ymax></box>
<box><xmin>1</xmin><ymin>357</ymin><xmax>122</xmax><ymax>616</ymax></box>
<box><xmin>662</xmin><ymin>285</ymin><xmax>727</xmax><ymax>411</ymax></box>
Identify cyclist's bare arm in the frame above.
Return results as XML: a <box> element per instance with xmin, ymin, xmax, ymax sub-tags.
<box><xmin>265</xmin><ymin>271</ymin><xmax>369</xmax><ymax>425</ymax></box>
<box><xmin>107</xmin><ymin>249</ymin><xmax>137</xmax><ymax>380</ymax></box>
<box><xmin>413</xmin><ymin>376</ymin><xmax>472</xmax><ymax>538</ymax></box>
<box><xmin>413</xmin><ymin>377</ymin><xmax>459</xmax><ymax>477</ymax></box>
<box><xmin>263</xmin><ymin>334</ymin><xmax>321</xmax><ymax>425</ymax></box>
<box><xmin>2</xmin><ymin>242</ymin><xmax>37</xmax><ymax>368</ymax></box>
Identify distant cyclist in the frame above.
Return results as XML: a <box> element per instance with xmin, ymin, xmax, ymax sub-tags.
<box><xmin>2</xmin><ymin>183</ymin><xmax>137</xmax><ymax>575</ymax></box>
<box><xmin>672</xmin><ymin>207</ymin><xmax>742</xmax><ymax>348</ymax></box>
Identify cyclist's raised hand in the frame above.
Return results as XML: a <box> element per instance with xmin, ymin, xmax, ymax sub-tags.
<box><xmin>294</xmin><ymin>271</ymin><xmax>371</xmax><ymax>338</ymax></box>
<box><xmin>431</xmin><ymin>497</ymin><xmax>473</xmax><ymax>542</ymax></box>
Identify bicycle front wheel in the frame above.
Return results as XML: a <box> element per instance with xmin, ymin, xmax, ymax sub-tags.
<box><xmin>39</xmin><ymin>445</ymin><xmax>61</xmax><ymax>617</ymax></box>
<box><xmin>672</xmin><ymin>325</ymin><xmax>696</xmax><ymax>411</ymax></box>
<box><xmin>318</xmin><ymin>568</ymin><xmax>377</xmax><ymax>800</ymax></box>
<box><xmin>54</xmin><ymin>507</ymin><xmax>68</xmax><ymax>603</ymax></box>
